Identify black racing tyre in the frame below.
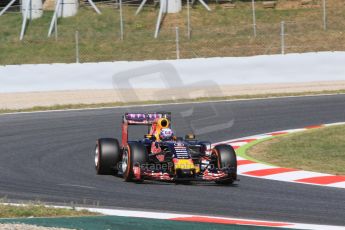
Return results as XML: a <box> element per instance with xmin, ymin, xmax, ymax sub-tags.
<box><xmin>122</xmin><ymin>142</ymin><xmax>148</xmax><ymax>182</ymax></box>
<box><xmin>213</xmin><ymin>144</ymin><xmax>237</xmax><ymax>185</ymax></box>
<box><xmin>95</xmin><ymin>138</ymin><xmax>121</xmax><ymax>175</ymax></box>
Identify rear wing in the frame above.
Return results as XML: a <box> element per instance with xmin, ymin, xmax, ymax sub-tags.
<box><xmin>121</xmin><ymin>112</ymin><xmax>171</xmax><ymax>146</ymax></box>
<box><xmin>123</xmin><ymin>112</ymin><xmax>171</xmax><ymax>125</ymax></box>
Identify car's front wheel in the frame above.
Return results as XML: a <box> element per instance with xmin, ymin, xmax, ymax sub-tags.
<box><xmin>122</xmin><ymin>142</ymin><xmax>148</xmax><ymax>182</ymax></box>
<box><xmin>213</xmin><ymin>144</ymin><xmax>237</xmax><ymax>185</ymax></box>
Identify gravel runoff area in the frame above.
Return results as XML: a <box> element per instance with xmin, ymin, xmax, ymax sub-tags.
<box><xmin>1</xmin><ymin>81</ymin><xmax>345</xmax><ymax>110</ymax></box>
<box><xmin>0</xmin><ymin>224</ymin><xmax>74</xmax><ymax>230</ymax></box>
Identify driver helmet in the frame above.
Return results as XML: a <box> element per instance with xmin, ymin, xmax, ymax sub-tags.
<box><xmin>159</xmin><ymin>128</ymin><xmax>174</xmax><ymax>141</ymax></box>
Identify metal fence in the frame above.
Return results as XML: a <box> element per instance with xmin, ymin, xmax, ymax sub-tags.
<box><xmin>1</xmin><ymin>0</ymin><xmax>345</xmax><ymax>64</ymax></box>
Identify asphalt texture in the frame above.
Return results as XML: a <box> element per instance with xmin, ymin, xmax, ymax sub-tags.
<box><xmin>0</xmin><ymin>95</ymin><xmax>345</xmax><ymax>226</ymax></box>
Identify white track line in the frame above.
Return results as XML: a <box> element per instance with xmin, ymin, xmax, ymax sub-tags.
<box><xmin>2</xmin><ymin>203</ymin><xmax>344</xmax><ymax>230</ymax></box>
<box><xmin>237</xmin><ymin>163</ymin><xmax>277</xmax><ymax>174</ymax></box>
<box><xmin>262</xmin><ymin>171</ymin><xmax>330</xmax><ymax>181</ymax></box>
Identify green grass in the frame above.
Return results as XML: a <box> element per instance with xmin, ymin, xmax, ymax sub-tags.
<box><xmin>0</xmin><ymin>203</ymin><xmax>98</xmax><ymax>218</ymax></box>
<box><xmin>235</xmin><ymin>137</ymin><xmax>277</xmax><ymax>166</ymax></box>
<box><xmin>247</xmin><ymin>125</ymin><xmax>345</xmax><ymax>175</ymax></box>
<box><xmin>1</xmin><ymin>89</ymin><xmax>345</xmax><ymax>114</ymax></box>
<box><xmin>1</xmin><ymin>0</ymin><xmax>345</xmax><ymax>64</ymax></box>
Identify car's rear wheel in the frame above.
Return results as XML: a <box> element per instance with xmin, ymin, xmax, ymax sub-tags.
<box><xmin>122</xmin><ymin>142</ymin><xmax>148</xmax><ymax>182</ymax></box>
<box><xmin>95</xmin><ymin>138</ymin><xmax>121</xmax><ymax>175</ymax></box>
<box><xmin>213</xmin><ymin>144</ymin><xmax>237</xmax><ymax>185</ymax></box>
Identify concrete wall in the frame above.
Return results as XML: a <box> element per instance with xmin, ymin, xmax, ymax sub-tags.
<box><xmin>1</xmin><ymin>52</ymin><xmax>345</xmax><ymax>93</ymax></box>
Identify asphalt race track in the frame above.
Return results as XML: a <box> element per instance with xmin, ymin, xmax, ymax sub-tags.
<box><xmin>0</xmin><ymin>95</ymin><xmax>345</xmax><ymax>226</ymax></box>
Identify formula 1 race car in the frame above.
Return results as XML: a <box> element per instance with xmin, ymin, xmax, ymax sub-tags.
<box><xmin>94</xmin><ymin>112</ymin><xmax>237</xmax><ymax>184</ymax></box>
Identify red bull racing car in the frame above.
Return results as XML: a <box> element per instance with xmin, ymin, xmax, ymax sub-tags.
<box><xmin>94</xmin><ymin>112</ymin><xmax>237</xmax><ymax>184</ymax></box>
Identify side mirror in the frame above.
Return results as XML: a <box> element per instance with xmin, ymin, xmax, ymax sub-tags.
<box><xmin>176</xmin><ymin>137</ymin><xmax>184</xmax><ymax>142</ymax></box>
<box><xmin>144</xmin><ymin>134</ymin><xmax>156</xmax><ymax>141</ymax></box>
<box><xmin>185</xmin><ymin>133</ymin><xmax>196</xmax><ymax>140</ymax></box>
